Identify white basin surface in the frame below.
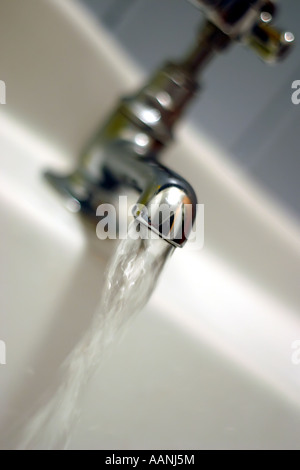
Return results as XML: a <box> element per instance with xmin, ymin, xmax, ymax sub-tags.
<box><xmin>1</xmin><ymin>0</ymin><xmax>300</xmax><ymax>450</ymax></box>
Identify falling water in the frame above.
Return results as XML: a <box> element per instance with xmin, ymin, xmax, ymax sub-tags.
<box><xmin>17</xmin><ymin>221</ymin><xmax>174</xmax><ymax>450</ymax></box>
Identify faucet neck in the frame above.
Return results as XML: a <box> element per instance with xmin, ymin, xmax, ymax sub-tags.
<box><xmin>119</xmin><ymin>21</ymin><xmax>230</xmax><ymax>146</ymax></box>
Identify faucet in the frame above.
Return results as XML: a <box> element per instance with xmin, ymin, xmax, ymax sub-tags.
<box><xmin>46</xmin><ymin>0</ymin><xmax>293</xmax><ymax>248</ymax></box>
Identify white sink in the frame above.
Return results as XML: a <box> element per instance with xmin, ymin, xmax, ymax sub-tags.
<box><xmin>1</xmin><ymin>0</ymin><xmax>300</xmax><ymax>450</ymax></box>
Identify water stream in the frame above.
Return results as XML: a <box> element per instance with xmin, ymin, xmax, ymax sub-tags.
<box><xmin>17</xmin><ymin>221</ymin><xmax>174</xmax><ymax>450</ymax></box>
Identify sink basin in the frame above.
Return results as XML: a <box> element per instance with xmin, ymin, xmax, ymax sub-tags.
<box><xmin>1</xmin><ymin>0</ymin><xmax>300</xmax><ymax>450</ymax></box>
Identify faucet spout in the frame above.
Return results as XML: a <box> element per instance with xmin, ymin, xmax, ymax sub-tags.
<box><xmin>46</xmin><ymin>142</ymin><xmax>197</xmax><ymax>248</ymax></box>
<box><xmin>102</xmin><ymin>146</ymin><xmax>197</xmax><ymax>248</ymax></box>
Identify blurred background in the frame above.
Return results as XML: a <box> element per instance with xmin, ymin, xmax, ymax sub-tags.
<box><xmin>80</xmin><ymin>0</ymin><xmax>300</xmax><ymax>221</ymax></box>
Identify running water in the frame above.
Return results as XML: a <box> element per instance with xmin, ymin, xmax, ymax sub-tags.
<box><xmin>17</xmin><ymin>221</ymin><xmax>174</xmax><ymax>450</ymax></box>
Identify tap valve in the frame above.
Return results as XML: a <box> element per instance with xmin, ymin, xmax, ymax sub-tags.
<box><xmin>189</xmin><ymin>0</ymin><xmax>294</xmax><ymax>62</ymax></box>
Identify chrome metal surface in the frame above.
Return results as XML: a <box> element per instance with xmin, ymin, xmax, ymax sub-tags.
<box><xmin>133</xmin><ymin>186</ymin><xmax>196</xmax><ymax>248</ymax></box>
<box><xmin>46</xmin><ymin>1</ymin><xmax>293</xmax><ymax>248</ymax></box>
<box><xmin>46</xmin><ymin>142</ymin><xmax>197</xmax><ymax>248</ymax></box>
<box><xmin>189</xmin><ymin>0</ymin><xmax>294</xmax><ymax>62</ymax></box>
<box><xmin>189</xmin><ymin>0</ymin><xmax>265</xmax><ymax>37</ymax></box>
<box><xmin>246</xmin><ymin>22</ymin><xmax>295</xmax><ymax>63</ymax></box>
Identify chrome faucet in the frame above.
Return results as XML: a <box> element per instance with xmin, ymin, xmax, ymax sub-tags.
<box><xmin>46</xmin><ymin>0</ymin><xmax>293</xmax><ymax>248</ymax></box>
